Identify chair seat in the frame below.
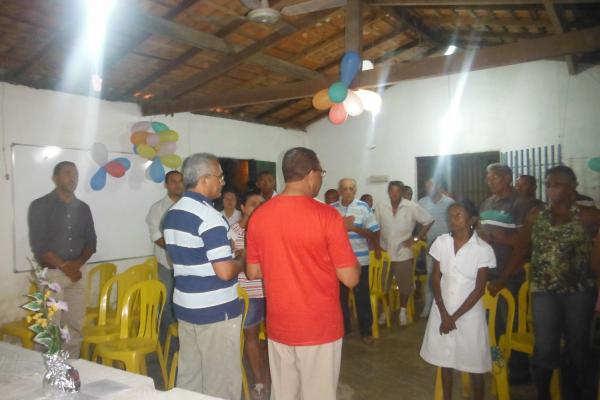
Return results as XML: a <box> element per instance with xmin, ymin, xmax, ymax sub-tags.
<box><xmin>1</xmin><ymin>320</ymin><xmax>34</xmax><ymax>348</ymax></box>
<box><xmin>510</xmin><ymin>332</ymin><xmax>534</xmax><ymax>354</ymax></box>
<box><xmin>83</xmin><ymin>323</ymin><xmax>120</xmax><ymax>342</ymax></box>
<box><xmin>95</xmin><ymin>338</ymin><xmax>158</xmax><ymax>356</ymax></box>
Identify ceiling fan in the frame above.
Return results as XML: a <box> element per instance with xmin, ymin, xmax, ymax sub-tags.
<box><xmin>241</xmin><ymin>0</ymin><xmax>347</xmax><ymax>24</ymax></box>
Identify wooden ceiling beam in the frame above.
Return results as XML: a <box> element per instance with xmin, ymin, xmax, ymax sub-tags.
<box><xmin>370</xmin><ymin>0</ymin><xmax>600</xmax><ymax>5</ymax></box>
<box><xmin>191</xmin><ymin>111</ymin><xmax>305</xmax><ymax>132</ymax></box>
<box><xmin>384</xmin><ymin>7</ymin><xmax>445</xmax><ymax>48</ymax></box>
<box><xmin>117</xmin><ymin>4</ymin><xmax>320</xmax><ymax>81</ymax></box>
<box><xmin>142</xmin><ymin>25</ymin><xmax>600</xmax><ymax>115</ymax></box>
<box><xmin>544</xmin><ymin>0</ymin><xmax>577</xmax><ymax>74</ymax></box>
<box><xmin>420</xmin><ymin>15</ymin><xmax>552</xmax><ymax>28</ymax></box>
<box><xmin>164</xmin><ymin>10</ymin><xmax>336</xmax><ymax>99</ymax></box>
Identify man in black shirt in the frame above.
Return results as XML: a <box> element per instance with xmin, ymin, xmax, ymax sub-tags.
<box><xmin>28</xmin><ymin>161</ymin><xmax>96</xmax><ymax>358</ymax></box>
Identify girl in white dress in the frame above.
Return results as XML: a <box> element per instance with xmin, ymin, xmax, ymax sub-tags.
<box><xmin>420</xmin><ymin>199</ymin><xmax>496</xmax><ymax>400</ymax></box>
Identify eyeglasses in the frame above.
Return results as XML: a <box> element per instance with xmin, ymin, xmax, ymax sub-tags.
<box><xmin>205</xmin><ymin>173</ymin><xmax>225</xmax><ymax>183</ymax></box>
<box><xmin>312</xmin><ymin>169</ymin><xmax>327</xmax><ymax>177</ymax></box>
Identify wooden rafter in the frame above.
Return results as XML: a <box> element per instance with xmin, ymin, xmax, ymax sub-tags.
<box><xmin>420</xmin><ymin>15</ymin><xmax>552</xmax><ymax>27</ymax></box>
<box><xmin>142</xmin><ymin>25</ymin><xmax>600</xmax><ymax>115</ymax></box>
<box><xmin>370</xmin><ymin>0</ymin><xmax>600</xmax><ymax>5</ymax></box>
<box><xmin>163</xmin><ymin>10</ymin><xmax>336</xmax><ymax>99</ymax></box>
<box><xmin>544</xmin><ymin>0</ymin><xmax>577</xmax><ymax>74</ymax></box>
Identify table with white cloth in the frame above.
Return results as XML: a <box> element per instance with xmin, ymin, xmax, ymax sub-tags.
<box><xmin>0</xmin><ymin>342</ymin><xmax>221</xmax><ymax>399</ymax></box>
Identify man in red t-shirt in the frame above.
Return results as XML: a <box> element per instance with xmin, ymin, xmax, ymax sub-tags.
<box><xmin>246</xmin><ymin>147</ymin><xmax>359</xmax><ymax>400</ymax></box>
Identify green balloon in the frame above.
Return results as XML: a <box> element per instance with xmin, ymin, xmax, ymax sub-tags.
<box><xmin>328</xmin><ymin>82</ymin><xmax>348</xmax><ymax>103</ymax></box>
<box><xmin>588</xmin><ymin>157</ymin><xmax>600</xmax><ymax>172</ymax></box>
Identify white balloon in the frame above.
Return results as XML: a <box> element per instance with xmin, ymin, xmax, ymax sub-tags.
<box><xmin>91</xmin><ymin>142</ymin><xmax>108</xmax><ymax>166</ymax></box>
<box><xmin>342</xmin><ymin>90</ymin><xmax>364</xmax><ymax>117</ymax></box>
<box><xmin>355</xmin><ymin>89</ymin><xmax>382</xmax><ymax>114</ymax></box>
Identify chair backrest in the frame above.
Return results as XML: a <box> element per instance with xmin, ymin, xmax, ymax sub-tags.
<box><xmin>125</xmin><ymin>257</ymin><xmax>158</xmax><ymax>282</ymax></box>
<box><xmin>96</xmin><ymin>269</ymin><xmax>143</xmax><ymax>326</ymax></box>
<box><xmin>118</xmin><ymin>280</ymin><xmax>166</xmax><ymax>340</ymax></box>
<box><xmin>517</xmin><ymin>279</ymin><xmax>533</xmax><ymax>334</ymax></box>
<box><xmin>369</xmin><ymin>251</ymin><xmax>392</xmax><ymax>295</ymax></box>
<box><xmin>238</xmin><ymin>287</ymin><xmax>249</xmax><ymax>351</ymax></box>
<box><xmin>483</xmin><ymin>286</ymin><xmax>516</xmax><ymax>360</ymax></box>
<box><xmin>523</xmin><ymin>262</ymin><xmax>531</xmax><ymax>282</ymax></box>
<box><xmin>411</xmin><ymin>240</ymin><xmax>428</xmax><ymax>259</ymax></box>
<box><xmin>85</xmin><ymin>263</ymin><xmax>117</xmax><ymax>307</ymax></box>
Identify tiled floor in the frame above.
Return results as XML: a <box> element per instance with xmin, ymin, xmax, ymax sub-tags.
<box><xmin>338</xmin><ymin>317</ymin><xmax>537</xmax><ymax>400</ymax></box>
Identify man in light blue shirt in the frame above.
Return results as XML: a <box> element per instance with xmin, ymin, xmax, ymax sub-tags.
<box><xmin>417</xmin><ymin>178</ymin><xmax>454</xmax><ymax>317</ymax></box>
<box><xmin>332</xmin><ymin>178</ymin><xmax>380</xmax><ymax>343</ymax></box>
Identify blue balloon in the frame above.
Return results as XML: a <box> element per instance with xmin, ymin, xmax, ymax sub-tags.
<box><xmin>149</xmin><ymin>157</ymin><xmax>165</xmax><ymax>183</ymax></box>
<box><xmin>90</xmin><ymin>167</ymin><xmax>107</xmax><ymax>191</ymax></box>
<box><xmin>113</xmin><ymin>157</ymin><xmax>131</xmax><ymax>170</ymax></box>
<box><xmin>340</xmin><ymin>51</ymin><xmax>361</xmax><ymax>87</ymax></box>
<box><xmin>588</xmin><ymin>157</ymin><xmax>600</xmax><ymax>172</ymax></box>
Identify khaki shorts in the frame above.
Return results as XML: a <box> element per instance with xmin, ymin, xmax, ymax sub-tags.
<box><xmin>390</xmin><ymin>260</ymin><xmax>415</xmax><ymax>295</ymax></box>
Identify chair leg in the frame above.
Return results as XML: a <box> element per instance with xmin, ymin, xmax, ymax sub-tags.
<box><xmin>156</xmin><ymin>345</ymin><xmax>168</xmax><ymax>390</ymax></box>
<box><xmin>382</xmin><ymin>297</ymin><xmax>391</xmax><ymax>328</ymax></box>
<box><xmin>242</xmin><ymin>363</ymin><xmax>250</xmax><ymax>400</ymax></box>
<box><xmin>434</xmin><ymin>368</ymin><xmax>443</xmax><ymax>400</ymax></box>
<box><xmin>493</xmin><ymin>367</ymin><xmax>510</xmax><ymax>400</ymax></box>
<box><xmin>461</xmin><ymin>372</ymin><xmax>470</xmax><ymax>398</ymax></box>
<box><xmin>168</xmin><ymin>352</ymin><xmax>178</xmax><ymax>390</ymax></box>
<box><xmin>370</xmin><ymin>295</ymin><xmax>379</xmax><ymax>339</ymax></box>
<box><xmin>550</xmin><ymin>369</ymin><xmax>561</xmax><ymax>400</ymax></box>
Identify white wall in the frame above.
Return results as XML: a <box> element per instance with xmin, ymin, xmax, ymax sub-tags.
<box><xmin>306</xmin><ymin>60</ymin><xmax>600</xmax><ymax>205</ymax></box>
<box><xmin>0</xmin><ymin>82</ymin><xmax>305</xmax><ymax>323</ymax></box>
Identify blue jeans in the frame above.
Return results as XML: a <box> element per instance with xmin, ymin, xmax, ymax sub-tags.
<box><xmin>158</xmin><ymin>263</ymin><xmax>175</xmax><ymax>342</ymax></box>
<box><xmin>531</xmin><ymin>288</ymin><xmax>598</xmax><ymax>400</ymax></box>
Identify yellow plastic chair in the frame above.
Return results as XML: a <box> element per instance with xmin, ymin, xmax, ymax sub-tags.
<box><xmin>348</xmin><ymin>289</ymin><xmax>358</xmax><ymax>319</ymax></box>
<box><xmin>85</xmin><ymin>262</ymin><xmax>117</xmax><ymax>326</ymax></box>
<box><xmin>510</xmin><ymin>279</ymin><xmax>534</xmax><ymax>355</ymax></box>
<box><xmin>92</xmin><ymin>280</ymin><xmax>168</xmax><ymax>387</ymax></box>
<box><xmin>369</xmin><ymin>251</ymin><xmax>392</xmax><ymax>339</ymax></box>
<box><xmin>258</xmin><ymin>321</ymin><xmax>267</xmax><ymax>341</ymax></box>
<box><xmin>239</xmin><ymin>286</ymin><xmax>250</xmax><ymax>400</ymax></box>
<box><xmin>164</xmin><ymin>322</ymin><xmax>179</xmax><ymax>390</ymax></box>
<box><xmin>0</xmin><ymin>284</ymin><xmax>36</xmax><ymax>349</ymax></box>
<box><xmin>434</xmin><ymin>286</ymin><xmax>515</xmax><ymax>400</ymax></box>
<box><xmin>81</xmin><ymin>267</ymin><xmax>147</xmax><ymax>359</ymax></box>
<box><xmin>406</xmin><ymin>240</ymin><xmax>428</xmax><ymax>323</ymax></box>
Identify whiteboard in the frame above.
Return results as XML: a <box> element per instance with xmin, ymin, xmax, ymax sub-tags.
<box><xmin>12</xmin><ymin>144</ymin><xmax>168</xmax><ymax>272</ymax></box>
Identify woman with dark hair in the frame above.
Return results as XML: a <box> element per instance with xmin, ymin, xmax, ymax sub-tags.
<box><xmin>420</xmin><ymin>199</ymin><xmax>496</xmax><ymax>400</ymax></box>
<box><xmin>490</xmin><ymin>165</ymin><xmax>600</xmax><ymax>400</ymax></box>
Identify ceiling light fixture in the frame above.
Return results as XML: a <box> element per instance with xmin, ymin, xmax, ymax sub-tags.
<box><xmin>444</xmin><ymin>45</ymin><xmax>457</xmax><ymax>56</ymax></box>
<box><xmin>362</xmin><ymin>60</ymin><xmax>374</xmax><ymax>71</ymax></box>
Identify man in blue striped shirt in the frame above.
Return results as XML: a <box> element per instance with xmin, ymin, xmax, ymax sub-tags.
<box><xmin>332</xmin><ymin>178</ymin><xmax>380</xmax><ymax>343</ymax></box>
<box><xmin>163</xmin><ymin>153</ymin><xmax>244</xmax><ymax>400</ymax></box>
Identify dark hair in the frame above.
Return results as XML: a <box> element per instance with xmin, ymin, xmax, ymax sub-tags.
<box><xmin>282</xmin><ymin>147</ymin><xmax>320</xmax><ymax>183</ymax></box>
<box><xmin>240</xmin><ymin>190</ymin><xmax>262</xmax><ymax>205</ymax></box>
<box><xmin>222</xmin><ymin>188</ymin><xmax>239</xmax><ymax>199</ymax></box>
<box><xmin>53</xmin><ymin>161</ymin><xmax>76</xmax><ymax>176</ymax></box>
<box><xmin>257</xmin><ymin>170</ymin><xmax>274</xmax><ymax>179</ymax></box>
<box><xmin>404</xmin><ymin>185</ymin><xmax>413</xmax><ymax>192</ymax></box>
<box><xmin>325</xmin><ymin>188</ymin><xmax>338</xmax><ymax>197</ymax></box>
<box><xmin>448</xmin><ymin>198</ymin><xmax>479</xmax><ymax>220</ymax></box>
<box><xmin>360</xmin><ymin>193</ymin><xmax>372</xmax><ymax>201</ymax></box>
<box><xmin>518</xmin><ymin>174</ymin><xmax>537</xmax><ymax>187</ymax></box>
<box><xmin>545</xmin><ymin>165</ymin><xmax>577</xmax><ymax>184</ymax></box>
<box><xmin>388</xmin><ymin>180</ymin><xmax>404</xmax><ymax>191</ymax></box>
<box><xmin>165</xmin><ymin>170</ymin><xmax>182</xmax><ymax>183</ymax></box>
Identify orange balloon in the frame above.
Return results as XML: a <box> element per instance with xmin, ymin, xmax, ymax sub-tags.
<box><xmin>329</xmin><ymin>103</ymin><xmax>348</xmax><ymax>125</ymax></box>
<box><xmin>130</xmin><ymin>131</ymin><xmax>149</xmax><ymax>145</ymax></box>
<box><xmin>312</xmin><ymin>89</ymin><xmax>332</xmax><ymax>111</ymax></box>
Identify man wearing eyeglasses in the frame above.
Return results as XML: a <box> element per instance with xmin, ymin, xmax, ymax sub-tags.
<box><xmin>163</xmin><ymin>153</ymin><xmax>244</xmax><ymax>400</ymax></box>
<box><xmin>246</xmin><ymin>147</ymin><xmax>359</xmax><ymax>400</ymax></box>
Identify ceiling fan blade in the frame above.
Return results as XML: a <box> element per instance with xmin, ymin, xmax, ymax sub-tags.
<box><xmin>281</xmin><ymin>0</ymin><xmax>346</xmax><ymax>16</ymax></box>
<box><xmin>240</xmin><ymin>0</ymin><xmax>262</xmax><ymax>9</ymax></box>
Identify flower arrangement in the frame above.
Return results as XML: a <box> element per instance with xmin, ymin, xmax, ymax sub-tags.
<box><xmin>21</xmin><ymin>259</ymin><xmax>70</xmax><ymax>354</ymax></box>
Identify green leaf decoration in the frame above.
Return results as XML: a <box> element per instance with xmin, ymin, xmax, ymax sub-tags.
<box><xmin>29</xmin><ymin>324</ymin><xmax>44</xmax><ymax>334</ymax></box>
<box><xmin>22</xmin><ymin>300</ymin><xmax>41</xmax><ymax>312</ymax></box>
<box><xmin>35</xmin><ymin>336</ymin><xmax>54</xmax><ymax>350</ymax></box>
<box><xmin>31</xmin><ymin>292</ymin><xmax>44</xmax><ymax>302</ymax></box>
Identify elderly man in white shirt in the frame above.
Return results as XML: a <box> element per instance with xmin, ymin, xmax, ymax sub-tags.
<box><xmin>375</xmin><ymin>180</ymin><xmax>434</xmax><ymax>326</ymax></box>
<box><xmin>145</xmin><ymin>170</ymin><xmax>184</xmax><ymax>339</ymax></box>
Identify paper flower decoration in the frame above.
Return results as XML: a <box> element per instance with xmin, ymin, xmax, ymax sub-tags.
<box><xmin>89</xmin><ymin>143</ymin><xmax>131</xmax><ymax>191</ymax></box>
<box><xmin>130</xmin><ymin>121</ymin><xmax>182</xmax><ymax>183</ymax></box>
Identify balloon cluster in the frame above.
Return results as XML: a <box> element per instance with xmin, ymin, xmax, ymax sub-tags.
<box><xmin>588</xmin><ymin>157</ymin><xmax>600</xmax><ymax>173</ymax></box>
<box><xmin>90</xmin><ymin>143</ymin><xmax>131</xmax><ymax>191</ymax></box>
<box><xmin>130</xmin><ymin>121</ymin><xmax>182</xmax><ymax>183</ymax></box>
<box><xmin>312</xmin><ymin>51</ymin><xmax>383</xmax><ymax>125</ymax></box>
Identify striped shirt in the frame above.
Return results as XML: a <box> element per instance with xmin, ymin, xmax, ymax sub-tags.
<box><xmin>331</xmin><ymin>199</ymin><xmax>380</xmax><ymax>265</ymax></box>
<box><xmin>163</xmin><ymin>191</ymin><xmax>241</xmax><ymax>325</ymax></box>
<box><xmin>230</xmin><ymin>222</ymin><xmax>264</xmax><ymax>298</ymax></box>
